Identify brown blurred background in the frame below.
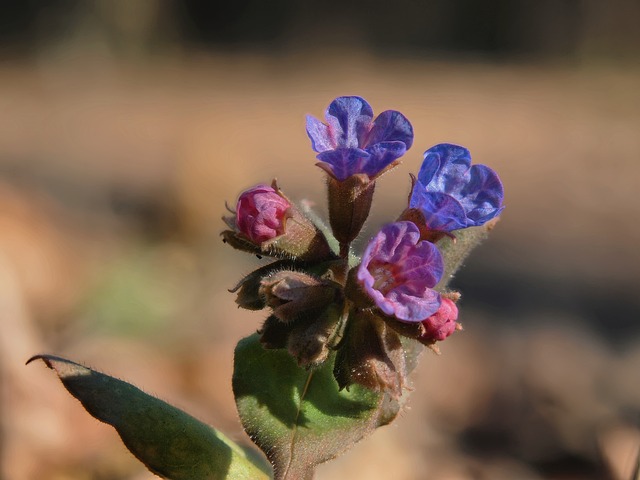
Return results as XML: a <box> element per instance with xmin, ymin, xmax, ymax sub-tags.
<box><xmin>1</xmin><ymin>1</ymin><xmax>639</xmax><ymax>479</ymax></box>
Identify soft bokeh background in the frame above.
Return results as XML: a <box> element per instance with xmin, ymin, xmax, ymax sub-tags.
<box><xmin>1</xmin><ymin>1</ymin><xmax>639</xmax><ymax>479</ymax></box>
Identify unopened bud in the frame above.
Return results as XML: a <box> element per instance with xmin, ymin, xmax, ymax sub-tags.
<box><xmin>223</xmin><ymin>181</ymin><xmax>335</xmax><ymax>262</ymax></box>
<box><xmin>333</xmin><ymin>310</ymin><xmax>406</xmax><ymax>398</ymax></box>
<box><xmin>259</xmin><ymin>270</ymin><xmax>338</xmax><ymax>323</ymax></box>
<box><xmin>287</xmin><ymin>304</ymin><xmax>342</xmax><ymax>368</ymax></box>
<box><xmin>236</xmin><ymin>184</ymin><xmax>290</xmax><ymax>244</ymax></box>
<box><xmin>418</xmin><ymin>297</ymin><xmax>459</xmax><ymax>344</ymax></box>
<box><xmin>230</xmin><ymin>260</ymin><xmax>296</xmax><ymax>311</ymax></box>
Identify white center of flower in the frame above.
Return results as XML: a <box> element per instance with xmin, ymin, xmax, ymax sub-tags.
<box><xmin>369</xmin><ymin>262</ymin><xmax>401</xmax><ymax>294</ymax></box>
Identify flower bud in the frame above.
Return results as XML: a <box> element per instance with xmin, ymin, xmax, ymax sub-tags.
<box><xmin>333</xmin><ymin>310</ymin><xmax>406</xmax><ymax>398</ymax></box>
<box><xmin>236</xmin><ymin>184</ymin><xmax>290</xmax><ymax>243</ymax></box>
<box><xmin>257</xmin><ymin>302</ymin><xmax>343</xmax><ymax>368</ymax></box>
<box><xmin>287</xmin><ymin>303</ymin><xmax>342</xmax><ymax>368</ymax></box>
<box><xmin>229</xmin><ymin>260</ymin><xmax>296</xmax><ymax>311</ymax></box>
<box><xmin>418</xmin><ymin>297</ymin><xmax>459</xmax><ymax>344</ymax></box>
<box><xmin>259</xmin><ymin>270</ymin><xmax>338</xmax><ymax>324</ymax></box>
<box><xmin>222</xmin><ymin>180</ymin><xmax>334</xmax><ymax>262</ymax></box>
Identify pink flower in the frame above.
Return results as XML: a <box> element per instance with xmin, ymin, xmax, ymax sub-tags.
<box><xmin>420</xmin><ymin>297</ymin><xmax>458</xmax><ymax>342</ymax></box>
<box><xmin>357</xmin><ymin>221</ymin><xmax>443</xmax><ymax>322</ymax></box>
<box><xmin>236</xmin><ymin>184</ymin><xmax>290</xmax><ymax>244</ymax></box>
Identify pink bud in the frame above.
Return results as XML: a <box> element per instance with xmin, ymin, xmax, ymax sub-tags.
<box><xmin>236</xmin><ymin>184</ymin><xmax>291</xmax><ymax>244</ymax></box>
<box><xmin>420</xmin><ymin>297</ymin><xmax>458</xmax><ymax>342</ymax></box>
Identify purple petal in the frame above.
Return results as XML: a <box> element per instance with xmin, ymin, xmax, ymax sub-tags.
<box><xmin>365</xmin><ymin>110</ymin><xmax>414</xmax><ymax>149</ymax></box>
<box><xmin>409</xmin><ymin>188</ymin><xmax>468</xmax><ymax>231</ymax></box>
<box><xmin>357</xmin><ymin>222</ymin><xmax>444</xmax><ymax>322</ymax></box>
<box><xmin>362</xmin><ymin>221</ymin><xmax>419</xmax><ymax>264</ymax></box>
<box><xmin>418</xmin><ymin>144</ymin><xmax>472</xmax><ymax>192</ymax></box>
<box><xmin>325</xmin><ymin>96</ymin><xmax>374</xmax><ymax>149</ymax></box>
<box><xmin>459</xmin><ymin>164</ymin><xmax>505</xmax><ymax>225</ymax></box>
<box><xmin>305</xmin><ymin>115</ymin><xmax>334</xmax><ymax>152</ymax></box>
<box><xmin>362</xmin><ymin>141</ymin><xmax>407</xmax><ymax>176</ymax></box>
<box><xmin>384</xmin><ymin>287</ymin><xmax>441</xmax><ymax>322</ymax></box>
<box><xmin>401</xmin><ymin>239</ymin><xmax>444</xmax><ymax>287</ymax></box>
<box><xmin>317</xmin><ymin>148</ymin><xmax>370</xmax><ymax>181</ymax></box>
<box><xmin>413</xmin><ymin>143</ymin><xmax>505</xmax><ymax>230</ymax></box>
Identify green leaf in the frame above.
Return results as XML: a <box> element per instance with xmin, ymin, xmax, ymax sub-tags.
<box><xmin>233</xmin><ymin>334</ymin><xmax>402</xmax><ymax>480</ymax></box>
<box><xmin>28</xmin><ymin>355</ymin><xmax>271</xmax><ymax>480</ymax></box>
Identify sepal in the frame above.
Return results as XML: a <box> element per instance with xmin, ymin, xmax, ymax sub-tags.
<box><xmin>333</xmin><ymin>310</ymin><xmax>406</xmax><ymax>398</ymax></box>
<box><xmin>259</xmin><ymin>270</ymin><xmax>340</xmax><ymax>324</ymax></box>
<box><xmin>230</xmin><ymin>260</ymin><xmax>297</xmax><ymax>311</ymax></box>
<box><xmin>325</xmin><ymin>173</ymin><xmax>376</xmax><ymax>248</ymax></box>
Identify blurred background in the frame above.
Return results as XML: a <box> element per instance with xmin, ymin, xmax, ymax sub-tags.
<box><xmin>1</xmin><ymin>1</ymin><xmax>639</xmax><ymax>479</ymax></box>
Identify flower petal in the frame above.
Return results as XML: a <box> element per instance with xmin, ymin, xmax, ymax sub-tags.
<box><xmin>357</xmin><ymin>222</ymin><xmax>444</xmax><ymax>322</ymax></box>
<box><xmin>385</xmin><ymin>286</ymin><xmax>441</xmax><ymax>322</ymax></box>
<box><xmin>409</xmin><ymin>189</ymin><xmax>467</xmax><ymax>231</ymax></box>
<box><xmin>235</xmin><ymin>184</ymin><xmax>291</xmax><ymax>244</ymax></box>
<box><xmin>412</xmin><ymin>143</ymin><xmax>504</xmax><ymax>231</ymax></box>
<box><xmin>365</xmin><ymin>110</ymin><xmax>414</xmax><ymax>149</ymax></box>
<box><xmin>399</xmin><ymin>239</ymin><xmax>444</xmax><ymax>288</ymax></box>
<box><xmin>316</xmin><ymin>148</ymin><xmax>370</xmax><ymax>181</ymax></box>
<box><xmin>418</xmin><ymin>143</ymin><xmax>472</xmax><ymax>192</ymax></box>
<box><xmin>363</xmin><ymin>141</ymin><xmax>407</xmax><ymax>177</ymax></box>
<box><xmin>305</xmin><ymin>114</ymin><xmax>334</xmax><ymax>152</ymax></box>
<box><xmin>420</xmin><ymin>297</ymin><xmax>458</xmax><ymax>342</ymax></box>
<box><xmin>459</xmin><ymin>164</ymin><xmax>505</xmax><ymax>226</ymax></box>
<box><xmin>325</xmin><ymin>96</ymin><xmax>374</xmax><ymax>149</ymax></box>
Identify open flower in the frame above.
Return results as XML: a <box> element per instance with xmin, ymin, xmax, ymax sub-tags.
<box><xmin>306</xmin><ymin>96</ymin><xmax>413</xmax><ymax>181</ymax></box>
<box><xmin>235</xmin><ymin>184</ymin><xmax>291</xmax><ymax>244</ymax></box>
<box><xmin>409</xmin><ymin>143</ymin><xmax>504</xmax><ymax>232</ymax></box>
<box><xmin>357</xmin><ymin>221</ymin><xmax>443</xmax><ymax>322</ymax></box>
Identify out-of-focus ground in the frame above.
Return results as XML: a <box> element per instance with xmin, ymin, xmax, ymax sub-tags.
<box><xmin>2</xmin><ymin>3</ymin><xmax>640</xmax><ymax>479</ymax></box>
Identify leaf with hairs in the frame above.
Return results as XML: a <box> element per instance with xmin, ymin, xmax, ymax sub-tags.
<box><xmin>436</xmin><ymin>221</ymin><xmax>496</xmax><ymax>289</ymax></box>
<box><xmin>28</xmin><ymin>355</ymin><xmax>271</xmax><ymax>480</ymax></box>
<box><xmin>233</xmin><ymin>334</ymin><xmax>406</xmax><ymax>480</ymax></box>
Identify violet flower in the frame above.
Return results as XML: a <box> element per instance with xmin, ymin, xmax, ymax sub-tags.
<box><xmin>306</xmin><ymin>96</ymin><xmax>413</xmax><ymax>181</ymax></box>
<box><xmin>236</xmin><ymin>184</ymin><xmax>291</xmax><ymax>244</ymax></box>
<box><xmin>409</xmin><ymin>143</ymin><xmax>504</xmax><ymax>231</ymax></box>
<box><xmin>357</xmin><ymin>221</ymin><xmax>443</xmax><ymax>322</ymax></box>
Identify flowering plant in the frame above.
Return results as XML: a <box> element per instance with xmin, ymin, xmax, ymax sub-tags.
<box><xmin>29</xmin><ymin>95</ymin><xmax>503</xmax><ymax>479</ymax></box>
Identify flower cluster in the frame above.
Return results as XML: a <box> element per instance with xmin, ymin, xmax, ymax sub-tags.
<box><xmin>223</xmin><ymin>96</ymin><xmax>504</xmax><ymax>397</ymax></box>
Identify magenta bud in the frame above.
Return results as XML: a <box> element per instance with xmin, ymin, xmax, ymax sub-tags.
<box><xmin>419</xmin><ymin>297</ymin><xmax>459</xmax><ymax>344</ymax></box>
<box><xmin>236</xmin><ymin>184</ymin><xmax>291</xmax><ymax>244</ymax></box>
<box><xmin>223</xmin><ymin>181</ymin><xmax>335</xmax><ymax>262</ymax></box>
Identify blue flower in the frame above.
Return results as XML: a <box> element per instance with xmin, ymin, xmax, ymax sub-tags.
<box><xmin>409</xmin><ymin>143</ymin><xmax>504</xmax><ymax>231</ymax></box>
<box><xmin>306</xmin><ymin>96</ymin><xmax>413</xmax><ymax>181</ymax></box>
